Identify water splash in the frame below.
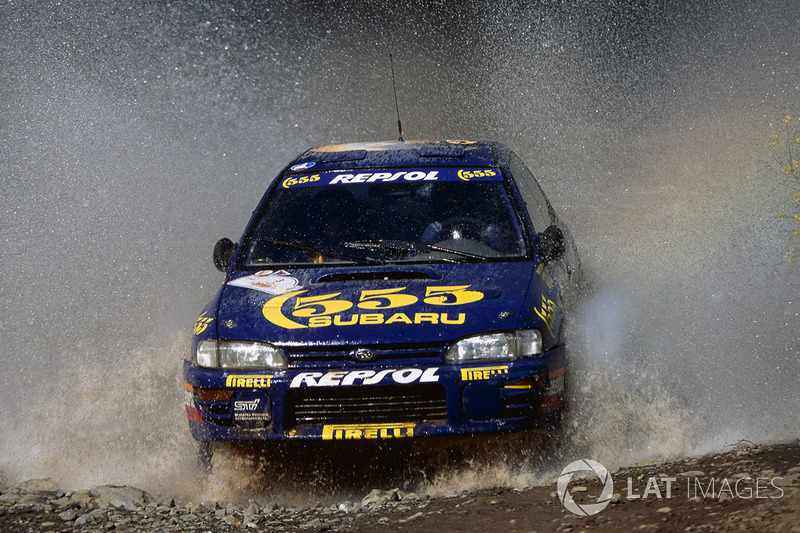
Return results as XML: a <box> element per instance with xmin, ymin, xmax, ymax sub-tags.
<box><xmin>1</xmin><ymin>0</ymin><xmax>798</xmax><ymax>504</ymax></box>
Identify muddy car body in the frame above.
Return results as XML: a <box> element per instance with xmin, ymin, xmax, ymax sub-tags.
<box><xmin>183</xmin><ymin>140</ymin><xmax>581</xmax><ymax>448</ymax></box>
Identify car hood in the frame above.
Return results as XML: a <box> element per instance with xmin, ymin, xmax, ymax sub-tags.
<box><xmin>216</xmin><ymin>262</ymin><xmax>535</xmax><ymax>347</ymax></box>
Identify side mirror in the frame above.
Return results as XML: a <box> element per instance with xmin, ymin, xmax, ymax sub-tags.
<box><xmin>213</xmin><ymin>238</ymin><xmax>236</xmax><ymax>272</ymax></box>
<box><xmin>538</xmin><ymin>225</ymin><xmax>565</xmax><ymax>263</ymax></box>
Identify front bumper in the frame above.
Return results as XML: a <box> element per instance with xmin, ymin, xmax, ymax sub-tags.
<box><xmin>183</xmin><ymin>346</ymin><xmax>566</xmax><ymax>442</ymax></box>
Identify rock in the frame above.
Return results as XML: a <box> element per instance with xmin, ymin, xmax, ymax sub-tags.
<box><xmin>401</xmin><ymin>511</ymin><xmax>424</xmax><ymax>523</ymax></box>
<box><xmin>17</xmin><ymin>492</ymin><xmax>49</xmax><ymax>504</ymax></box>
<box><xmin>51</xmin><ymin>496</ymin><xmax>74</xmax><ymax>508</ymax></box>
<box><xmin>244</xmin><ymin>500</ymin><xmax>261</xmax><ymax>515</ymax></box>
<box><xmin>337</xmin><ymin>501</ymin><xmax>356</xmax><ymax>512</ymax></box>
<box><xmin>657</xmin><ymin>506</ymin><xmax>672</xmax><ymax>513</ymax></box>
<box><xmin>13</xmin><ymin>479</ymin><xmax>56</xmax><ymax>493</ymax></box>
<box><xmin>610</xmin><ymin>493</ymin><xmax>622</xmax><ymax>504</ymax></box>
<box><xmin>302</xmin><ymin>517</ymin><xmax>324</xmax><ymax>529</ymax></box>
<box><xmin>57</xmin><ymin>509</ymin><xmax>78</xmax><ymax>521</ymax></box>
<box><xmin>361</xmin><ymin>488</ymin><xmax>401</xmax><ymax>507</ymax></box>
<box><xmin>9</xmin><ymin>503</ymin><xmax>38</xmax><ymax>514</ymax></box>
<box><xmin>69</xmin><ymin>490</ymin><xmax>93</xmax><ymax>504</ymax></box>
<box><xmin>223</xmin><ymin>514</ymin><xmax>242</xmax><ymax>527</ymax></box>
<box><xmin>264</xmin><ymin>501</ymin><xmax>279</xmax><ymax>512</ymax></box>
<box><xmin>74</xmin><ymin>513</ymin><xmax>93</xmax><ymax>526</ymax></box>
<box><xmin>677</xmin><ymin>471</ymin><xmax>705</xmax><ymax>477</ymax></box>
<box><xmin>89</xmin><ymin>485</ymin><xmax>156</xmax><ymax>511</ymax></box>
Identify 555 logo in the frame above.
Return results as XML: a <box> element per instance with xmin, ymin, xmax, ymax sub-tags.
<box><xmin>262</xmin><ymin>285</ymin><xmax>485</xmax><ymax>329</ymax></box>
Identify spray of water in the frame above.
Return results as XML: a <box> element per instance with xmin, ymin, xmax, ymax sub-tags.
<box><xmin>1</xmin><ymin>1</ymin><xmax>798</xmax><ymax>503</ymax></box>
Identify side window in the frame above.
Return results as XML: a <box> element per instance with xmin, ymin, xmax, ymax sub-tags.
<box><xmin>507</xmin><ymin>151</ymin><xmax>553</xmax><ymax>233</ymax></box>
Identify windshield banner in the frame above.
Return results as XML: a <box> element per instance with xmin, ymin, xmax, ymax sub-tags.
<box><xmin>279</xmin><ymin>168</ymin><xmax>502</xmax><ymax>189</ymax></box>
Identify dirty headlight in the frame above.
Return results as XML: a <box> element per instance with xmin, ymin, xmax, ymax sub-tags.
<box><xmin>196</xmin><ymin>339</ymin><xmax>287</xmax><ymax>370</ymax></box>
<box><xmin>444</xmin><ymin>329</ymin><xmax>542</xmax><ymax>362</ymax></box>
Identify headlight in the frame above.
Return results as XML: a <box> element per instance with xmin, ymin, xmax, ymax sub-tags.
<box><xmin>196</xmin><ymin>339</ymin><xmax>288</xmax><ymax>369</ymax></box>
<box><xmin>196</xmin><ymin>339</ymin><xmax>218</xmax><ymax>368</ymax></box>
<box><xmin>444</xmin><ymin>329</ymin><xmax>542</xmax><ymax>362</ymax></box>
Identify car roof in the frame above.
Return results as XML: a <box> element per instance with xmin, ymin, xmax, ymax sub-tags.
<box><xmin>287</xmin><ymin>140</ymin><xmax>500</xmax><ymax>172</ymax></box>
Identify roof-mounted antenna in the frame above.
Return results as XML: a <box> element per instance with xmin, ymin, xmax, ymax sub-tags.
<box><xmin>390</xmin><ymin>53</ymin><xmax>404</xmax><ymax>142</ymax></box>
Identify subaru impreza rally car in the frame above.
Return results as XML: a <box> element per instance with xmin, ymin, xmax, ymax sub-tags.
<box><xmin>184</xmin><ymin>140</ymin><xmax>581</xmax><ymax>453</ymax></box>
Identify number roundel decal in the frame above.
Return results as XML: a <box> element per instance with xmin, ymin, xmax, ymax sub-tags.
<box><xmin>262</xmin><ymin>286</ymin><xmax>484</xmax><ymax>329</ymax></box>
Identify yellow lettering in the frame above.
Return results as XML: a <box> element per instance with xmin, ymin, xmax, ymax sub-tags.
<box><xmin>360</xmin><ymin>313</ymin><xmax>384</xmax><ymax>325</ymax></box>
<box><xmin>357</xmin><ymin>287</ymin><xmax>418</xmax><ymax>309</ymax></box>
<box><xmin>193</xmin><ymin>315</ymin><xmax>213</xmax><ymax>335</ymax></box>
<box><xmin>385</xmin><ymin>313</ymin><xmax>413</xmax><ymax>324</ymax></box>
<box><xmin>264</xmin><ymin>286</ymin><xmax>483</xmax><ymax>329</ymax></box>
<box><xmin>263</xmin><ymin>290</ymin><xmax>308</xmax><ymax>329</ymax></box>
<box><xmin>293</xmin><ymin>292</ymin><xmax>353</xmax><ymax>317</ymax></box>
<box><xmin>460</xmin><ymin>366</ymin><xmax>509</xmax><ymax>381</ymax></box>
<box><xmin>225</xmin><ymin>375</ymin><xmax>273</xmax><ymax>388</ymax></box>
<box><xmin>534</xmin><ymin>296</ymin><xmax>557</xmax><ymax>337</ymax></box>
<box><xmin>309</xmin><ymin>316</ymin><xmax>331</xmax><ymax>327</ymax></box>
<box><xmin>333</xmin><ymin>314</ymin><xmax>358</xmax><ymax>326</ymax></box>
<box><xmin>321</xmin><ymin>423</ymin><xmax>416</xmax><ymax>440</ymax></box>
<box><xmin>414</xmin><ymin>313</ymin><xmax>439</xmax><ymax>324</ymax></box>
<box><xmin>440</xmin><ymin>312</ymin><xmax>465</xmax><ymax>324</ymax></box>
<box><xmin>424</xmin><ymin>286</ymin><xmax>484</xmax><ymax>306</ymax></box>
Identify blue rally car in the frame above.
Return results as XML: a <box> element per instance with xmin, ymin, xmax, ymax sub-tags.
<box><xmin>184</xmin><ymin>140</ymin><xmax>581</xmax><ymax>457</ymax></box>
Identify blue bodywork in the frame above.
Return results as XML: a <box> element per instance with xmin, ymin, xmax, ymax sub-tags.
<box><xmin>183</xmin><ymin>140</ymin><xmax>579</xmax><ymax>443</ymax></box>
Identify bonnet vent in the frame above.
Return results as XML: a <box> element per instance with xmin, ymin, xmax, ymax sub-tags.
<box><xmin>315</xmin><ymin>271</ymin><xmax>436</xmax><ymax>283</ymax></box>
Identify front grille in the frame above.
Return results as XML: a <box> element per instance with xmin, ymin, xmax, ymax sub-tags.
<box><xmin>285</xmin><ymin>384</ymin><xmax>447</xmax><ymax>427</ymax></box>
<box><xmin>284</xmin><ymin>342</ymin><xmax>445</xmax><ymax>367</ymax></box>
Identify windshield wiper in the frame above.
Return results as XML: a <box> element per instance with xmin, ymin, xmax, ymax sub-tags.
<box><xmin>344</xmin><ymin>240</ymin><xmax>491</xmax><ymax>262</ymax></box>
<box><xmin>255</xmin><ymin>237</ymin><xmax>385</xmax><ymax>264</ymax></box>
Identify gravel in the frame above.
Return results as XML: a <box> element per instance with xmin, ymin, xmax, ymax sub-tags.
<box><xmin>0</xmin><ymin>442</ymin><xmax>798</xmax><ymax>532</ymax></box>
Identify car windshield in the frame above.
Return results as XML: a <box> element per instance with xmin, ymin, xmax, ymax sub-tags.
<box><xmin>239</xmin><ymin>167</ymin><xmax>527</xmax><ymax>267</ymax></box>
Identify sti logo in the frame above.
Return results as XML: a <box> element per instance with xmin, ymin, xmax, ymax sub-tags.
<box><xmin>233</xmin><ymin>399</ymin><xmax>261</xmax><ymax>412</ymax></box>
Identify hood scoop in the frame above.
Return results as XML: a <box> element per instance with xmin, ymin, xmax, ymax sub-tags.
<box><xmin>315</xmin><ymin>271</ymin><xmax>438</xmax><ymax>283</ymax></box>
